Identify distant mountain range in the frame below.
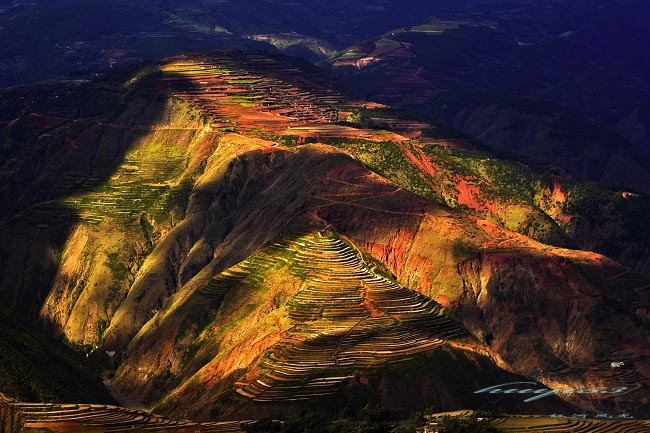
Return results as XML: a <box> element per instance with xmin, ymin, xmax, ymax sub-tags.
<box><xmin>4</xmin><ymin>1</ymin><xmax>649</xmax><ymax>191</ymax></box>
<box><xmin>329</xmin><ymin>0</ymin><xmax>650</xmax><ymax>192</ymax></box>
<box><xmin>0</xmin><ymin>0</ymin><xmax>472</xmax><ymax>86</ymax></box>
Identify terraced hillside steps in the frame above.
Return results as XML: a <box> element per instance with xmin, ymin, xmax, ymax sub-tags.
<box><xmin>8</xmin><ymin>114</ymin><xmax>194</xmax><ymax>226</ymax></box>
<box><xmin>488</xmin><ymin>415</ymin><xmax>650</xmax><ymax>432</ymax></box>
<box><xmin>223</xmin><ymin>231</ymin><xmax>466</xmax><ymax>402</ymax></box>
<box><xmin>423</xmin><ymin>411</ymin><xmax>650</xmax><ymax>433</ymax></box>
<box><xmin>0</xmin><ymin>395</ymin><xmax>252</xmax><ymax>433</ymax></box>
<box><xmin>161</xmin><ymin>53</ymin><xmax>344</xmax><ymax>134</ymax></box>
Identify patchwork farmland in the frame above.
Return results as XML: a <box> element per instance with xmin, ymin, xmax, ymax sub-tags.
<box><xmin>161</xmin><ymin>52</ymin><xmax>343</xmax><ymax>131</ymax></box>
<box><xmin>160</xmin><ymin>52</ymin><xmax>410</xmax><ymax>143</ymax></box>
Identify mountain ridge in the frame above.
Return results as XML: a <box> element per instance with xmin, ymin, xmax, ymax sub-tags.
<box><xmin>0</xmin><ymin>51</ymin><xmax>648</xmax><ymax>420</ymax></box>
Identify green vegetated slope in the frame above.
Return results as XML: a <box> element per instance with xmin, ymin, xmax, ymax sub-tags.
<box><xmin>333</xmin><ymin>106</ymin><xmax>650</xmax><ymax>276</ymax></box>
<box><xmin>1</xmin><ymin>65</ymin><xmax>224</xmax><ymax>341</ymax></box>
<box><xmin>0</xmin><ymin>53</ymin><xmax>648</xmax><ymax>420</ymax></box>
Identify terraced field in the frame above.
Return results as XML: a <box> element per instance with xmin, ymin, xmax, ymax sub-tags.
<box><xmin>0</xmin><ymin>393</ymin><xmax>251</xmax><ymax>433</ymax></box>
<box><xmin>0</xmin><ymin>393</ymin><xmax>14</xmax><ymax>404</ymax></box>
<box><xmin>161</xmin><ymin>52</ymin><xmax>342</xmax><ymax>131</ymax></box>
<box><xmin>424</xmin><ymin>412</ymin><xmax>650</xmax><ymax>433</ymax></box>
<box><xmin>200</xmin><ymin>231</ymin><xmax>466</xmax><ymax>402</ymax></box>
<box><xmin>5</xmin><ymin>396</ymin><xmax>650</xmax><ymax>433</ymax></box>
<box><xmin>59</xmin><ymin>143</ymin><xmax>190</xmax><ymax>224</ymax></box>
<box><xmin>490</xmin><ymin>415</ymin><xmax>650</xmax><ymax>432</ymax></box>
<box><xmin>533</xmin><ymin>355</ymin><xmax>650</xmax><ymax>397</ymax></box>
<box><xmin>159</xmin><ymin>52</ymin><xmax>406</xmax><ymax>143</ymax></box>
<box><xmin>7</xmin><ymin>109</ymin><xmax>196</xmax><ymax>226</ymax></box>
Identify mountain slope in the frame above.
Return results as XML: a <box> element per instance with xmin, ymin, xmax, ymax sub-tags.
<box><xmin>331</xmin><ymin>106</ymin><xmax>650</xmax><ymax>277</ymax></box>
<box><xmin>0</xmin><ymin>52</ymin><xmax>648</xmax><ymax>419</ymax></box>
